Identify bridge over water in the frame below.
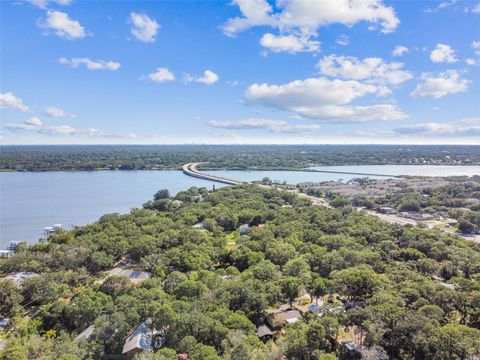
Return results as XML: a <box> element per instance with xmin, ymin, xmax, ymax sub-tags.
<box><xmin>182</xmin><ymin>163</ymin><xmax>245</xmax><ymax>185</ymax></box>
<box><xmin>182</xmin><ymin>163</ymin><xmax>401</xmax><ymax>185</ymax></box>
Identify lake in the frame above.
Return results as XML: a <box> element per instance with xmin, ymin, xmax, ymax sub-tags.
<box><xmin>1</xmin><ymin>165</ymin><xmax>479</xmax><ymax>247</ymax></box>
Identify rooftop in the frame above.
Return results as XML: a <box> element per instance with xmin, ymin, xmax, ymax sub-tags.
<box><xmin>122</xmin><ymin>319</ymin><xmax>153</xmax><ymax>354</ymax></box>
<box><xmin>74</xmin><ymin>324</ymin><xmax>95</xmax><ymax>342</ymax></box>
<box><xmin>256</xmin><ymin>324</ymin><xmax>274</xmax><ymax>338</ymax></box>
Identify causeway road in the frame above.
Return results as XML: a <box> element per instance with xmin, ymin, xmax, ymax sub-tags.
<box><xmin>182</xmin><ymin>163</ymin><xmax>245</xmax><ymax>186</ymax></box>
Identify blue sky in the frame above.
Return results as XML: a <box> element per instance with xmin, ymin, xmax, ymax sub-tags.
<box><xmin>1</xmin><ymin>0</ymin><xmax>479</xmax><ymax>144</ymax></box>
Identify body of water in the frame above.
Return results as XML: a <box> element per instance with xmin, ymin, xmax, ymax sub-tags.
<box><xmin>0</xmin><ymin>171</ymin><xmax>222</xmax><ymax>247</ymax></box>
<box><xmin>206</xmin><ymin>165</ymin><xmax>479</xmax><ymax>183</ymax></box>
<box><xmin>1</xmin><ymin>165</ymin><xmax>479</xmax><ymax>246</ymax></box>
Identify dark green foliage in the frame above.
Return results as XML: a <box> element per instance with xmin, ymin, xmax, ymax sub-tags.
<box><xmin>1</xmin><ymin>184</ymin><xmax>480</xmax><ymax>359</ymax></box>
<box><xmin>1</xmin><ymin>145</ymin><xmax>478</xmax><ymax>171</ymax></box>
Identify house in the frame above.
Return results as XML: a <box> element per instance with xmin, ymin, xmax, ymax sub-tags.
<box><xmin>0</xmin><ymin>317</ymin><xmax>10</xmax><ymax>329</ymax></box>
<box><xmin>239</xmin><ymin>224</ymin><xmax>250</xmax><ymax>235</ymax></box>
<box><xmin>256</xmin><ymin>324</ymin><xmax>274</xmax><ymax>342</ymax></box>
<box><xmin>0</xmin><ymin>250</ymin><xmax>14</xmax><ymax>259</ymax></box>
<box><xmin>265</xmin><ymin>310</ymin><xmax>302</xmax><ymax>330</ymax></box>
<box><xmin>7</xmin><ymin>241</ymin><xmax>25</xmax><ymax>251</ymax></box>
<box><xmin>5</xmin><ymin>271</ymin><xmax>39</xmax><ymax>287</ymax></box>
<box><xmin>340</xmin><ymin>341</ymin><xmax>362</xmax><ymax>360</ymax></box>
<box><xmin>74</xmin><ymin>325</ymin><xmax>95</xmax><ymax>342</ymax></box>
<box><xmin>106</xmin><ymin>265</ymin><xmax>152</xmax><ymax>284</ymax></box>
<box><xmin>122</xmin><ymin>319</ymin><xmax>154</xmax><ymax>358</ymax></box>
<box><xmin>121</xmin><ymin>270</ymin><xmax>152</xmax><ymax>284</ymax></box>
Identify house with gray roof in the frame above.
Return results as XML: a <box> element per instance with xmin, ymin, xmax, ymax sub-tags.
<box><xmin>74</xmin><ymin>324</ymin><xmax>95</xmax><ymax>342</ymax></box>
<box><xmin>122</xmin><ymin>319</ymin><xmax>154</xmax><ymax>358</ymax></box>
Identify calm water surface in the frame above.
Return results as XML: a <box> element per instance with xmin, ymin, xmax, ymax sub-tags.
<box><xmin>0</xmin><ymin>171</ymin><xmax>222</xmax><ymax>247</ymax></box>
<box><xmin>206</xmin><ymin>165</ymin><xmax>480</xmax><ymax>183</ymax></box>
<box><xmin>1</xmin><ymin>165</ymin><xmax>479</xmax><ymax>246</ymax></box>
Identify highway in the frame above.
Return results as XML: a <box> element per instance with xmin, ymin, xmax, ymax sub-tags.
<box><xmin>182</xmin><ymin>163</ymin><xmax>245</xmax><ymax>185</ymax></box>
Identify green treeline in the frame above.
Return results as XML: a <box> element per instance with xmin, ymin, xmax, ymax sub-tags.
<box><xmin>1</xmin><ymin>145</ymin><xmax>479</xmax><ymax>171</ymax></box>
<box><xmin>1</xmin><ymin>185</ymin><xmax>480</xmax><ymax>359</ymax></box>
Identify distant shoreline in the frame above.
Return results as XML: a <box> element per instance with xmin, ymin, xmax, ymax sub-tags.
<box><xmin>1</xmin><ymin>164</ymin><xmax>480</xmax><ymax>173</ymax></box>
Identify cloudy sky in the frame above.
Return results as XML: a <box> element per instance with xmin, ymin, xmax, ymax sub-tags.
<box><xmin>1</xmin><ymin>0</ymin><xmax>479</xmax><ymax>144</ymax></box>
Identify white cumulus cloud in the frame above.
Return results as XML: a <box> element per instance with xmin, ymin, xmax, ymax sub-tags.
<box><xmin>392</xmin><ymin>45</ymin><xmax>409</xmax><ymax>57</ymax></box>
<box><xmin>411</xmin><ymin>70</ymin><xmax>469</xmax><ymax>98</ymax></box>
<box><xmin>44</xmin><ymin>106</ymin><xmax>76</xmax><ymax>118</ymax></box>
<box><xmin>27</xmin><ymin>0</ymin><xmax>73</xmax><ymax>9</ymax></box>
<box><xmin>425</xmin><ymin>0</ymin><xmax>457</xmax><ymax>13</ymax></box>
<box><xmin>465</xmin><ymin>3</ymin><xmax>480</xmax><ymax>14</ymax></box>
<box><xmin>184</xmin><ymin>70</ymin><xmax>219</xmax><ymax>85</ymax></box>
<box><xmin>336</xmin><ymin>35</ymin><xmax>349</xmax><ymax>46</ymax></box>
<box><xmin>130</xmin><ymin>12</ymin><xmax>160</xmax><ymax>43</ymax></box>
<box><xmin>394</xmin><ymin>118</ymin><xmax>480</xmax><ymax>137</ymax></box>
<box><xmin>5</xmin><ymin>117</ymin><xmax>136</xmax><ymax>138</ymax></box>
<box><xmin>0</xmin><ymin>92</ymin><xmax>30</xmax><ymax>112</ymax></box>
<box><xmin>245</xmin><ymin>77</ymin><xmax>407</xmax><ymax>122</ymax></box>
<box><xmin>143</xmin><ymin>67</ymin><xmax>175</xmax><ymax>83</ymax></box>
<box><xmin>466</xmin><ymin>58</ymin><xmax>476</xmax><ymax>65</ymax></box>
<box><xmin>59</xmin><ymin>57</ymin><xmax>120</xmax><ymax>71</ymax></box>
<box><xmin>430</xmin><ymin>43</ymin><xmax>458</xmax><ymax>63</ymax></box>
<box><xmin>37</xmin><ymin>10</ymin><xmax>86</xmax><ymax>40</ymax></box>
<box><xmin>222</xmin><ymin>0</ymin><xmax>399</xmax><ymax>53</ymax></box>
<box><xmin>260</xmin><ymin>33</ymin><xmax>320</xmax><ymax>53</ymax></box>
<box><xmin>317</xmin><ymin>55</ymin><xmax>413</xmax><ymax>86</ymax></box>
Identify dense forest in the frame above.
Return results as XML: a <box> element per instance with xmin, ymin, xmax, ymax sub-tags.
<box><xmin>1</xmin><ymin>184</ymin><xmax>480</xmax><ymax>359</ymax></box>
<box><xmin>1</xmin><ymin>145</ymin><xmax>479</xmax><ymax>171</ymax></box>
